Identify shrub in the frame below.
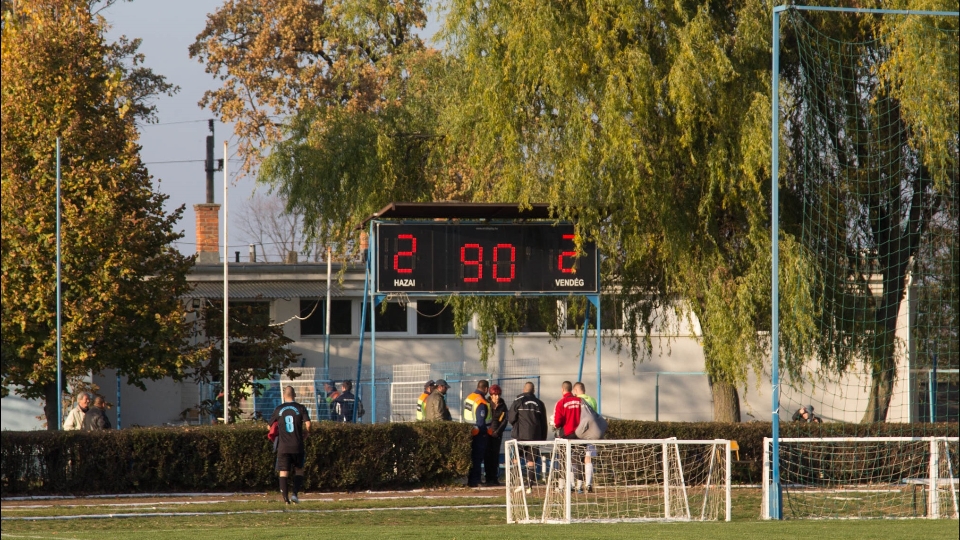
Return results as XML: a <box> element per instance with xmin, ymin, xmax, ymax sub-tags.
<box><xmin>0</xmin><ymin>421</ymin><xmax>471</xmax><ymax>496</ymax></box>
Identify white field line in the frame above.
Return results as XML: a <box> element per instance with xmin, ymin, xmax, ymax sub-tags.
<box><xmin>1</xmin><ymin>504</ymin><xmax>505</xmax><ymax>521</ymax></box>
<box><xmin>1</xmin><ymin>535</ymin><xmax>84</xmax><ymax>540</ymax></box>
<box><xmin>1</xmin><ymin>488</ymin><xmax>478</xmax><ymax>502</ymax></box>
<box><xmin>1</xmin><ymin>494</ymin><xmax>501</xmax><ymax>510</ymax></box>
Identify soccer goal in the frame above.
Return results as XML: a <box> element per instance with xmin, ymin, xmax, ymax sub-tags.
<box><xmin>763</xmin><ymin>437</ymin><xmax>960</xmax><ymax>519</ymax></box>
<box><xmin>505</xmin><ymin>438</ymin><xmax>731</xmax><ymax>523</ymax></box>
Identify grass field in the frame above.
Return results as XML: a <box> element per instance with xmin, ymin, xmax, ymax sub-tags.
<box><xmin>2</xmin><ymin>490</ymin><xmax>958</xmax><ymax>540</ymax></box>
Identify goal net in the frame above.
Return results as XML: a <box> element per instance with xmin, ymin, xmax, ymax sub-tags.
<box><xmin>763</xmin><ymin>437</ymin><xmax>959</xmax><ymax>519</ymax></box>
<box><xmin>505</xmin><ymin>438</ymin><xmax>730</xmax><ymax>523</ymax></box>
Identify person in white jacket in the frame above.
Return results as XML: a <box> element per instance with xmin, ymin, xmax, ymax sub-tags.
<box><xmin>62</xmin><ymin>392</ymin><xmax>91</xmax><ymax>431</ymax></box>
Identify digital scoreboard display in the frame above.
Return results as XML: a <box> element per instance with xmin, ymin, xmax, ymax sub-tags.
<box><xmin>376</xmin><ymin>223</ymin><xmax>598</xmax><ymax>294</ymax></box>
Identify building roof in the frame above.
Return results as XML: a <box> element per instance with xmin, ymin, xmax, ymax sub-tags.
<box><xmin>361</xmin><ymin>202</ymin><xmax>556</xmax><ymax>226</ymax></box>
<box><xmin>184</xmin><ymin>281</ymin><xmax>343</xmax><ymax>300</ymax></box>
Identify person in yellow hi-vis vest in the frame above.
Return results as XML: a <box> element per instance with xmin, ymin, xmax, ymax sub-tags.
<box><xmin>463</xmin><ymin>379</ymin><xmax>490</xmax><ymax>487</ymax></box>
<box><xmin>416</xmin><ymin>380</ymin><xmax>436</xmax><ymax>421</ymax></box>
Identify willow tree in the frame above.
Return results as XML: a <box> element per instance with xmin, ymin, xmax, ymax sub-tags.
<box><xmin>1</xmin><ymin>0</ymin><xmax>194</xmax><ymax>426</ymax></box>
<box><xmin>435</xmin><ymin>0</ymin><xmax>809</xmax><ymax>421</ymax></box>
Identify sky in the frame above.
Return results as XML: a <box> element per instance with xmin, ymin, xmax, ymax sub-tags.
<box><xmin>101</xmin><ymin>1</ymin><xmax>442</xmax><ymax>258</ymax></box>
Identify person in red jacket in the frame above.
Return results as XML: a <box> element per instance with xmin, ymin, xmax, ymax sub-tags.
<box><xmin>553</xmin><ymin>381</ymin><xmax>582</xmax><ymax>438</ymax></box>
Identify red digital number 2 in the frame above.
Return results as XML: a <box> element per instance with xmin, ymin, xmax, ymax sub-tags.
<box><xmin>559</xmin><ymin>234</ymin><xmax>577</xmax><ymax>274</ymax></box>
<box><xmin>393</xmin><ymin>234</ymin><xmax>416</xmax><ymax>274</ymax></box>
<box><xmin>461</xmin><ymin>244</ymin><xmax>483</xmax><ymax>282</ymax></box>
<box><xmin>493</xmin><ymin>244</ymin><xmax>515</xmax><ymax>282</ymax></box>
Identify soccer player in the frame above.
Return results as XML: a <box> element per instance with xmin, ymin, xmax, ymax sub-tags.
<box><xmin>268</xmin><ymin>385</ymin><xmax>311</xmax><ymax>504</ymax></box>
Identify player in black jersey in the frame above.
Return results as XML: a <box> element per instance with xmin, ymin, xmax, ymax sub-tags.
<box><xmin>268</xmin><ymin>386</ymin><xmax>311</xmax><ymax>504</ymax></box>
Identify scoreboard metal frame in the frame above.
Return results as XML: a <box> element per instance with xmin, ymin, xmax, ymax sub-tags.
<box><xmin>374</xmin><ymin>222</ymin><xmax>599</xmax><ymax>295</ymax></box>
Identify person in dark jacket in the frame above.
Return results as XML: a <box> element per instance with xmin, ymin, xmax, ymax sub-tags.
<box><xmin>508</xmin><ymin>382</ymin><xmax>548</xmax><ymax>486</ymax></box>
<box><xmin>484</xmin><ymin>384</ymin><xmax>509</xmax><ymax>486</ymax></box>
<box><xmin>332</xmin><ymin>380</ymin><xmax>364</xmax><ymax>422</ymax></box>
<box><xmin>82</xmin><ymin>394</ymin><xmax>111</xmax><ymax>430</ymax></box>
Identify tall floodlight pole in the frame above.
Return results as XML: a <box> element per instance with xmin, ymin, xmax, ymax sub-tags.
<box><xmin>770</xmin><ymin>5</ymin><xmax>784</xmax><ymax>521</ymax></box>
<box><xmin>55</xmin><ymin>138</ymin><xmax>63</xmax><ymax>430</ymax></box>
<box><xmin>223</xmin><ymin>140</ymin><xmax>230</xmax><ymax>424</ymax></box>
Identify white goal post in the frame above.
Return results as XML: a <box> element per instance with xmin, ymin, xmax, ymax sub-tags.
<box><xmin>763</xmin><ymin>437</ymin><xmax>960</xmax><ymax>520</ymax></box>
<box><xmin>505</xmin><ymin>438</ymin><xmax>731</xmax><ymax>523</ymax></box>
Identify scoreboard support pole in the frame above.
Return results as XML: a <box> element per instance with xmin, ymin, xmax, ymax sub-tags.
<box><xmin>576</xmin><ymin>294</ymin><xmax>602</xmax><ymax>414</ymax></box>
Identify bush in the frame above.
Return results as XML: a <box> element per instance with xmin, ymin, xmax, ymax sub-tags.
<box><xmin>0</xmin><ymin>422</ymin><xmax>472</xmax><ymax>496</ymax></box>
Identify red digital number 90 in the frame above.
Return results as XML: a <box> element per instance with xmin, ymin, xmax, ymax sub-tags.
<box><xmin>393</xmin><ymin>234</ymin><xmax>416</xmax><ymax>274</ymax></box>
<box><xmin>459</xmin><ymin>243</ymin><xmax>517</xmax><ymax>284</ymax></box>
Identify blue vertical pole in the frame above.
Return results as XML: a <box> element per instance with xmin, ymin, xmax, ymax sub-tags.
<box><xmin>369</xmin><ymin>221</ymin><xmax>377</xmax><ymax>424</ymax></box>
<box><xmin>577</xmin><ymin>302</ymin><xmax>589</xmax><ymax>382</ymax></box>
<box><xmin>56</xmin><ymin>138</ymin><xmax>63</xmax><ymax>431</ymax></box>
<box><xmin>770</xmin><ymin>5</ymin><xmax>785</xmax><ymax>520</ymax></box>
<box><xmin>116</xmin><ymin>374</ymin><xmax>121</xmax><ymax>429</ymax></box>
<box><xmin>354</xmin><ymin>227</ymin><xmax>371</xmax><ymax>423</ymax></box>
<box><xmin>594</xmin><ymin>295</ymin><xmax>601</xmax><ymax>414</ymax></box>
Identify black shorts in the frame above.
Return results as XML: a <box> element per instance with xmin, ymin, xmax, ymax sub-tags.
<box><xmin>275</xmin><ymin>452</ymin><xmax>305</xmax><ymax>472</ymax></box>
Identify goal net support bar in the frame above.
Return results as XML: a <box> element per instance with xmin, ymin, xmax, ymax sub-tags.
<box><xmin>763</xmin><ymin>437</ymin><xmax>959</xmax><ymax>520</ymax></box>
<box><xmin>505</xmin><ymin>438</ymin><xmax>731</xmax><ymax>523</ymax></box>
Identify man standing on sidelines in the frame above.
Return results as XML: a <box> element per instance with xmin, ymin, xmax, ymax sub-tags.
<box><xmin>268</xmin><ymin>386</ymin><xmax>311</xmax><ymax>504</ymax></box>
<box><xmin>425</xmin><ymin>379</ymin><xmax>452</xmax><ymax>421</ymax></box>
<box><xmin>332</xmin><ymin>380</ymin><xmax>364</xmax><ymax>422</ymax></box>
<box><xmin>463</xmin><ymin>379</ymin><xmax>490</xmax><ymax>487</ymax></box>
<box><xmin>553</xmin><ymin>381</ymin><xmax>582</xmax><ymax>439</ymax></box>
<box><xmin>416</xmin><ymin>380</ymin><xmax>436</xmax><ymax>421</ymax></box>
<box><xmin>573</xmin><ymin>382</ymin><xmax>598</xmax><ymax>492</ymax></box>
<box><xmin>508</xmin><ymin>382</ymin><xmax>548</xmax><ymax>488</ymax></box>
<box><xmin>63</xmin><ymin>391</ymin><xmax>91</xmax><ymax>431</ymax></box>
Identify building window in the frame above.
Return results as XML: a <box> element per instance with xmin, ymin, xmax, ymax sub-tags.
<box><xmin>565</xmin><ymin>295</ymin><xmax>623</xmax><ymax>331</ymax></box>
<box><xmin>496</xmin><ymin>298</ymin><xmax>555</xmax><ymax>334</ymax></box>
<box><xmin>205</xmin><ymin>301</ymin><xmax>270</xmax><ymax>336</ymax></box>
<box><xmin>363</xmin><ymin>302</ymin><xmax>408</xmax><ymax>333</ymax></box>
<box><xmin>416</xmin><ymin>300</ymin><xmax>456</xmax><ymax>335</ymax></box>
<box><xmin>300</xmin><ymin>299</ymin><xmax>352</xmax><ymax>335</ymax></box>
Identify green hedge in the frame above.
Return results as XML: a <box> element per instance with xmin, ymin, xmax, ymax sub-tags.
<box><xmin>4</xmin><ymin>421</ymin><xmax>956</xmax><ymax>495</ymax></box>
<box><xmin>1</xmin><ymin>422</ymin><xmax>472</xmax><ymax>496</ymax></box>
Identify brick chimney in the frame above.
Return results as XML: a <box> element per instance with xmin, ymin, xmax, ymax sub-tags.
<box><xmin>194</xmin><ymin>203</ymin><xmax>221</xmax><ymax>264</ymax></box>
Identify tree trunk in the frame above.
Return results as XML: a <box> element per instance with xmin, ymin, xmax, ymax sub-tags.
<box><xmin>710</xmin><ymin>378</ymin><xmax>742</xmax><ymax>423</ymax></box>
<box><xmin>862</xmin><ymin>361</ymin><xmax>895</xmax><ymax>423</ymax></box>
<box><xmin>42</xmin><ymin>381</ymin><xmax>61</xmax><ymax>431</ymax></box>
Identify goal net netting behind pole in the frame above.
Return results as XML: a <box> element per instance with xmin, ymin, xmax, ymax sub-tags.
<box><xmin>763</xmin><ymin>436</ymin><xmax>959</xmax><ymax>519</ymax></box>
<box><xmin>505</xmin><ymin>438</ymin><xmax>730</xmax><ymax>523</ymax></box>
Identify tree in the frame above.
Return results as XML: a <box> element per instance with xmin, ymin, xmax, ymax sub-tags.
<box><xmin>1</xmin><ymin>0</ymin><xmax>194</xmax><ymax>427</ymax></box>
<box><xmin>189</xmin><ymin>300</ymin><xmax>301</xmax><ymax>423</ymax></box>
<box><xmin>778</xmin><ymin>6</ymin><xmax>958</xmax><ymax>422</ymax></box>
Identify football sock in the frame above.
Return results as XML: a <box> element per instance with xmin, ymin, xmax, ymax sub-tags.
<box><xmin>585</xmin><ymin>463</ymin><xmax>594</xmax><ymax>487</ymax></box>
<box><xmin>294</xmin><ymin>474</ymin><xmax>304</xmax><ymax>496</ymax></box>
<box><xmin>279</xmin><ymin>476</ymin><xmax>289</xmax><ymax>501</ymax></box>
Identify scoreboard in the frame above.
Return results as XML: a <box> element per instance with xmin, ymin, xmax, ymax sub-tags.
<box><xmin>376</xmin><ymin>223</ymin><xmax>598</xmax><ymax>294</ymax></box>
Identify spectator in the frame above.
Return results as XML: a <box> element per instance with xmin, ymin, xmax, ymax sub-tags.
<box><xmin>322</xmin><ymin>381</ymin><xmax>340</xmax><ymax>421</ymax></box>
<box><xmin>484</xmin><ymin>384</ymin><xmax>508</xmax><ymax>486</ymax></box>
<box><xmin>463</xmin><ymin>379</ymin><xmax>490</xmax><ymax>488</ymax></box>
<box><xmin>332</xmin><ymin>380</ymin><xmax>364</xmax><ymax>422</ymax></box>
<box><xmin>82</xmin><ymin>394</ymin><xmax>111</xmax><ymax>430</ymax></box>
<box><xmin>62</xmin><ymin>391</ymin><xmax>91</xmax><ymax>431</ymax></box>
<box><xmin>572</xmin><ymin>382</ymin><xmax>597</xmax><ymax>492</ymax></box>
<box><xmin>416</xmin><ymin>380</ymin><xmax>436</xmax><ymax>421</ymax></box>
<box><xmin>508</xmin><ymin>382</ymin><xmax>548</xmax><ymax>488</ymax></box>
<box><xmin>553</xmin><ymin>381</ymin><xmax>582</xmax><ymax>438</ymax></box>
<box><xmin>792</xmin><ymin>405</ymin><xmax>822</xmax><ymax>423</ymax></box>
<box><xmin>425</xmin><ymin>379</ymin><xmax>452</xmax><ymax>421</ymax></box>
